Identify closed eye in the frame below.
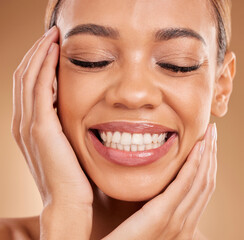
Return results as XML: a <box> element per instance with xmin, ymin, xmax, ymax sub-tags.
<box><xmin>157</xmin><ymin>62</ymin><xmax>201</xmax><ymax>73</ymax></box>
<box><xmin>69</xmin><ymin>59</ymin><xmax>113</xmax><ymax>68</ymax></box>
<box><xmin>69</xmin><ymin>58</ymin><xmax>201</xmax><ymax>73</ymax></box>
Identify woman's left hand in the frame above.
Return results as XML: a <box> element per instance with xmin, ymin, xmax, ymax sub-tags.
<box><xmin>103</xmin><ymin>124</ymin><xmax>217</xmax><ymax>240</ymax></box>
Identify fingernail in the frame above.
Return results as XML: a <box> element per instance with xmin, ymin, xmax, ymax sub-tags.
<box><xmin>200</xmin><ymin>140</ymin><xmax>205</xmax><ymax>155</ymax></box>
<box><xmin>212</xmin><ymin>123</ymin><xmax>217</xmax><ymax>140</ymax></box>
<box><xmin>44</xmin><ymin>26</ymin><xmax>56</xmax><ymax>37</ymax></box>
<box><xmin>48</xmin><ymin>43</ymin><xmax>55</xmax><ymax>54</ymax></box>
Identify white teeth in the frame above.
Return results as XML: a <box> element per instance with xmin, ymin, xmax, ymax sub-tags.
<box><xmin>152</xmin><ymin>134</ymin><xmax>158</xmax><ymax>144</ymax></box>
<box><xmin>132</xmin><ymin>133</ymin><xmax>144</xmax><ymax>145</ymax></box>
<box><xmin>101</xmin><ymin>132</ymin><xmax>107</xmax><ymax>142</ymax></box>
<box><xmin>111</xmin><ymin>142</ymin><xmax>117</xmax><ymax>149</ymax></box>
<box><xmin>145</xmin><ymin>144</ymin><xmax>152</xmax><ymax>150</ymax></box>
<box><xmin>117</xmin><ymin>143</ymin><xmax>123</xmax><ymax>150</ymax></box>
<box><xmin>143</xmin><ymin>133</ymin><xmax>152</xmax><ymax>144</ymax></box>
<box><xmin>107</xmin><ymin>132</ymin><xmax>113</xmax><ymax>143</ymax></box>
<box><xmin>158</xmin><ymin>133</ymin><xmax>166</xmax><ymax>142</ymax></box>
<box><xmin>131</xmin><ymin>145</ymin><xmax>137</xmax><ymax>152</ymax></box>
<box><xmin>124</xmin><ymin>145</ymin><xmax>130</xmax><ymax>151</ymax></box>
<box><xmin>121</xmin><ymin>132</ymin><xmax>132</xmax><ymax>145</ymax></box>
<box><xmin>99</xmin><ymin>130</ymin><xmax>169</xmax><ymax>151</ymax></box>
<box><xmin>152</xmin><ymin>143</ymin><xmax>159</xmax><ymax>149</ymax></box>
<box><xmin>112</xmin><ymin>131</ymin><xmax>121</xmax><ymax>143</ymax></box>
<box><xmin>138</xmin><ymin>144</ymin><xmax>145</xmax><ymax>151</ymax></box>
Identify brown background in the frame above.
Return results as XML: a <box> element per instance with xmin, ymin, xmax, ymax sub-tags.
<box><xmin>0</xmin><ymin>1</ymin><xmax>243</xmax><ymax>239</ymax></box>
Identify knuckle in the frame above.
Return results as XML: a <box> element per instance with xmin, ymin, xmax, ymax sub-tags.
<box><xmin>21</xmin><ymin>71</ymin><xmax>31</xmax><ymax>87</ymax></box>
<box><xmin>19</xmin><ymin>124</ymin><xmax>30</xmax><ymax>141</ymax></box>
<box><xmin>173</xmin><ymin>211</ymin><xmax>185</xmax><ymax>224</ymax></box>
<box><xmin>13</xmin><ymin>68</ymin><xmax>22</xmax><ymax>81</ymax></box>
<box><xmin>30</xmin><ymin>123</ymin><xmax>38</xmax><ymax>138</ymax></box>
<box><xmin>209</xmin><ymin>179</ymin><xmax>216</xmax><ymax>193</ymax></box>
<box><xmin>192</xmin><ymin>158</ymin><xmax>200</xmax><ymax>169</ymax></box>
<box><xmin>181</xmin><ymin>180</ymin><xmax>192</xmax><ymax>195</ymax></box>
<box><xmin>34</xmin><ymin>81</ymin><xmax>44</xmax><ymax>95</ymax></box>
<box><xmin>11</xmin><ymin>125</ymin><xmax>20</xmax><ymax>142</ymax></box>
<box><xmin>169</xmin><ymin>222</ymin><xmax>183</xmax><ymax>236</ymax></box>
<box><xmin>30</xmin><ymin>122</ymin><xmax>42</xmax><ymax>140</ymax></box>
<box><xmin>141</xmin><ymin>204</ymin><xmax>168</xmax><ymax>229</ymax></box>
<box><xmin>200</xmin><ymin>178</ymin><xmax>208</xmax><ymax>193</ymax></box>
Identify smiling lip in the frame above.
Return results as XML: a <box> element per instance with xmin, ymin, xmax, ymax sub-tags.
<box><xmin>88</xmin><ymin>121</ymin><xmax>178</xmax><ymax>166</ymax></box>
<box><xmin>89</xmin><ymin>121</ymin><xmax>176</xmax><ymax>134</ymax></box>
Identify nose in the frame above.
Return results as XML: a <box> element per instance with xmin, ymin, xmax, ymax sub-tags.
<box><xmin>105</xmin><ymin>64</ymin><xmax>163</xmax><ymax>110</ymax></box>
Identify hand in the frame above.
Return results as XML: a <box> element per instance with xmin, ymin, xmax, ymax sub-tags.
<box><xmin>103</xmin><ymin>124</ymin><xmax>217</xmax><ymax>240</ymax></box>
<box><xmin>11</xmin><ymin>27</ymin><xmax>93</xmax><ymax>239</ymax></box>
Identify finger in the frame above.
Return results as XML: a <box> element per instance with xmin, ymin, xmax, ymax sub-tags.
<box><xmin>20</xmin><ymin>26</ymin><xmax>58</xmax><ymax>129</ymax></box>
<box><xmin>103</xmin><ymin>140</ymin><xmax>203</xmax><ymax>240</ymax></box>
<box><xmin>12</xmin><ymin>36</ymin><xmax>44</xmax><ymax>144</ymax></box>
<box><xmin>143</xmin><ymin>137</ymin><xmax>203</xmax><ymax>218</ymax></box>
<box><xmin>32</xmin><ymin>43</ymin><xmax>60</xmax><ymax>126</ymax></box>
<box><xmin>161</xmin><ymin>124</ymin><xmax>214</xmax><ymax>239</ymax></box>
<box><xmin>181</xmin><ymin>125</ymin><xmax>217</xmax><ymax>236</ymax></box>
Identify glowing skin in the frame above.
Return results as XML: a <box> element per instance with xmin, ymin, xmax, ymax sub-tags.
<box><xmin>57</xmin><ymin>0</ymin><xmax>217</xmax><ymax>201</ymax></box>
<box><xmin>5</xmin><ymin>0</ymin><xmax>236</xmax><ymax>239</ymax></box>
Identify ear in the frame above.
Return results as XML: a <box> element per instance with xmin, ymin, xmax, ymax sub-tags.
<box><xmin>211</xmin><ymin>51</ymin><xmax>236</xmax><ymax>117</ymax></box>
<box><xmin>52</xmin><ymin>77</ymin><xmax>58</xmax><ymax>108</ymax></box>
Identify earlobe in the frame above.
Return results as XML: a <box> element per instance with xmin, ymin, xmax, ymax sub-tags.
<box><xmin>211</xmin><ymin>51</ymin><xmax>236</xmax><ymax>117</ymax></box>
<box><xmin>52</xmin><ymin>77</ymin><xmax>58</xmax><ymax>108</ymax></box>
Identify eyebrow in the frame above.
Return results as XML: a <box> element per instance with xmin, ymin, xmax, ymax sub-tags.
<box><xmin>64</xmin><ymin>23</ymin><xmax>206</xmax><ymax>45</ymax></box>
<box><xmin>64</xmin><ymin>24</ymin><xmax>120</xmax><ymax>39</ymax></box>
<box><xmin>155</xmin><ymin>28</ymin><xmax>206</xmax><ymax>45</ymax></box>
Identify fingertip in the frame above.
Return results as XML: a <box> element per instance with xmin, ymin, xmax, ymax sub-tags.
<box><xmin>44</xmin><ymin>26</ymin><xmax>58</xmax><ymax>37</ymax></box>
<box><xmin>204</xmin><ymin>124</ymin><xmax>212</xmax><ymax>138</ymax></box>
<box><xmin>43</xmin><ymin>26</ymin><xmax>59</xmax><ymax>45</ymax></box>
<box><xmin>212</xmin><ymin>123</ymin><xmax>217</xmax><ymax>141</ymax></box>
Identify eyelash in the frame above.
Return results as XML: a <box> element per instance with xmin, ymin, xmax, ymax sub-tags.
<box><xmin>70</xmin><ymin>59</ymin><xmax>112</xmax><ymax>69</ymax></box>
<box><xmin>69</xmin><ymin>59</ymin><xmax>201</xmax><ymax>73</ymax></box>
<box><xmin>157</xmin><ymin>62</ymin><xmax>201</xmax><ymax>73</ymax></box>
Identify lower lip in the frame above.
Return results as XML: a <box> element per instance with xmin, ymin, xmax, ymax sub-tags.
<box><xmin>88</xmin><ymin>131</ymin><xmax>178</xmax><ymax>166</ymax></box>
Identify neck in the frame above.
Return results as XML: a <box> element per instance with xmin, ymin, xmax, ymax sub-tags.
<box><xmin>90</xmin><ymin>182</ymin><xmax>146</xmax><ymax>239</ymax></box>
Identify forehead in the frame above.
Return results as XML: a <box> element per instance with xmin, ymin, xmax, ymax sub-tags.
<box><xmin>58</xmin><ymin>0</ymin><xmax>216</xmax><ymax>44</ymax></box>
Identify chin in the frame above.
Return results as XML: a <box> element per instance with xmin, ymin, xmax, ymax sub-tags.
<box><xmin>102</xmin><ymin>188</ymin><xmax>163</xmax><ymax>202</ymax></box>
<box><xmin>87</xmin><ymin>167</ymin><xmax>177</xmax><ymax>202</ymax></box>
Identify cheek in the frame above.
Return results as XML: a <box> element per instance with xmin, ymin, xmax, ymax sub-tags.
<box><xmin>158</xmin><ymin>74</ymin><xmax>214</xmax><ymax>169</ymax></box>
<box><xmin>166</xmin><ymin>74</ymin><xmax>214</xmax><ymax>142</ymax></box>
<box><xmin>178</xmin><ymin>81</ymin><xmax>212</xmax><ymax>126</ymax></box>
<box><xmin>57</xmin><ymin>67</ymin><xmax>107</xmax><ymax>124</ymax></box>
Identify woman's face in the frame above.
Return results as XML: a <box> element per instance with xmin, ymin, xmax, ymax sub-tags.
<box><xmin>57</xmin><ymin>0</ymin><xmax>218</xmax><ymax>201</ymax></box>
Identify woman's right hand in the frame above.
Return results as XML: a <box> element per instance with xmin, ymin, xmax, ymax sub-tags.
<box><xmin>11</xmin><ymin>26</ymin><xmax>93</xmax><ymax>239</ymax></box>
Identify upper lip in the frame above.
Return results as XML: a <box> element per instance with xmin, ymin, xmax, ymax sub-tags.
<box><xmin>89</xmin><ymin>121</ymin><xmax>176</xmax><ymax>134</ymax></box>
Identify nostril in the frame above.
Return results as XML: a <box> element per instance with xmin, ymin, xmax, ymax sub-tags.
<box><xmin>112</xmin><ymin>103</ymin><xmax>155</xmax><ymax>110</ymax></box>
<box><xmin>113</xmin><ymin>103</ymin><xmax>125</xmax><ymax>108</ymax></box>
<box><xmin>143</xmin><ymin>104</ymin><xmax>154</xmax><ymax>109</ymax></box>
